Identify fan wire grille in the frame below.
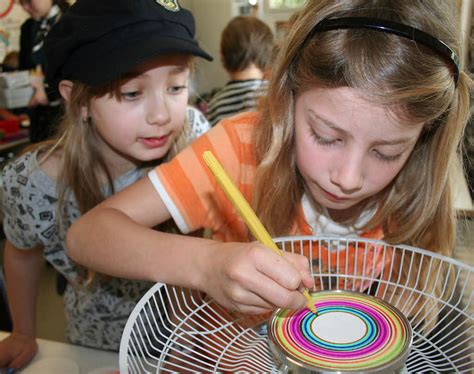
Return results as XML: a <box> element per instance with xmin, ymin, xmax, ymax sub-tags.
<box><xmin>119</xmin><ymin>236</ymin><xmax>473</xmax><ymax>373</ymax></box>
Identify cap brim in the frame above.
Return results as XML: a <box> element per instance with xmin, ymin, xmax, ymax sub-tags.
<box><xmin>62</xmin><ymin>35</ymin><xmax>213</xmax><ymax>86</ymax></box>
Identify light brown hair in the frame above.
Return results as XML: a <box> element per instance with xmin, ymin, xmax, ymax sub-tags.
<box><xmin>220</xmin><ymin>16</ymin><xmax>274</xmax><ymax>72</ymax></box>
<box><xmin>252</xmin><ymin>0</ymin><xmax>472</xmax><ymax>325</ymax></box>
<box><xmin>34</xmin><ymin>56</ymin><xmax>194</xmax><ymax>222</ymax></box>
<box><xmin>31</xmin><ymin>81</ymin><xmax>131</xmax><ymax>225</ymax></box>
<box><xmin>254</xmin><ymin>0</ymin><xmax>470</xmax><ymax>253</ymax></box>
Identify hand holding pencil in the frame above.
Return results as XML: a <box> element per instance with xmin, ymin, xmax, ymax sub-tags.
<box><xmin>203</xmin><ymin>150</ymin><xmax>317</xmax><ymax>314</ymax></box>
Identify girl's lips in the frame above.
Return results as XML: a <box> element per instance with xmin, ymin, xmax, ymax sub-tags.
<box><xmin>139</xmin><ymin>135</ymin><xmax>169</xmax><ymax>148</ymax></box>
<box><xmin>320</xmin><ymin>187</ymin><xmax>349</xmax><ymax>202</ymax></box>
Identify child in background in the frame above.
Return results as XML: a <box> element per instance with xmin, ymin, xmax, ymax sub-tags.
<box><xmin>0</xmin><ymin>0</ymin><xmax>212</xmax><ymax>370</ymax></box>
<box><xmin>67</xmin><ymin>0</ymin><xmax>471</xmax><ymax>321</ymax></box>
<box><xmin>18</xmin><ymin>0</ymin><xmax>70</xmax><ymax>143</ymax></box>
<box><xmin>206</xmin><ymin>16</ymin><xmax>274</xmax><ymax>126</ymax></box>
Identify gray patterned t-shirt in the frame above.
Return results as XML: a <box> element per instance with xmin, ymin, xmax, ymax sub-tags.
<box><xmin>1</xmin><ymin>106</ymin><xmax>210</xmax><ymax>350</ymax></box>
<box><xmin>2</xmin><ymin>152</ymin><xmax>152</xmax><ymax>350</ymax></box>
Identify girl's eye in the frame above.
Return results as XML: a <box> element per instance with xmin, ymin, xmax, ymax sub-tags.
<box><xmin>121</xmin><ymin>91</ymin><xmax>141</xmax><ymax>101</ymax></box>
<box><xmin>310</xmin><ymin>129</ymin><xmax>339</xmax><ymax>146</ymax></box>
<box><xmin>373</xmin><ymin>149</ymin><xmax>402</xmax><ymax>163</ymax></box>
<box><xmin>168</xmin><ymin>85</ymin><xmax>187</xmax><ymax>94</ymax></box>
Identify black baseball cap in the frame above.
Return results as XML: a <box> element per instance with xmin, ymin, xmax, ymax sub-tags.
<box><xmin>44</xmin><ymin>0</ymin><xmax>212</xmax><ymax>89</ymax></box>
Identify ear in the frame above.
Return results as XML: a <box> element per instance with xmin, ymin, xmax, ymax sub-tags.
<box><xmin>58</xmin><ymin>80</ymin><xmax>74</xmax><ymax>102</ymax></box>
<box><xmin>58</xmin><ymin>79</ymin><xmax>90</xmax><ymax>122</ymax></box>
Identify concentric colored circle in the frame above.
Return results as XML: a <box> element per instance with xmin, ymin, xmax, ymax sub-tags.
<box><xmin>268</xmin><ymin>291</ymin><xmax>412</xmax><ymax>372</ymax></box>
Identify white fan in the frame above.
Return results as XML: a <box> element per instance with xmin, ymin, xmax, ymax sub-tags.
<box><xmin>119</xmin><ymin>236</ymin><xmax>473</xmax><ymax>373</ymax></box>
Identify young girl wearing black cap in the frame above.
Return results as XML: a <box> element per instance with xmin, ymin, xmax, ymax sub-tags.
<box><xmin>67</xmin><ymin>0</ymin><xmax>470</xmax><ymax>336</ymax></box>
<box><xmin>0</xmin><ymin>0</ymin><xmax>212</xmax><ymax>370</ymax></box>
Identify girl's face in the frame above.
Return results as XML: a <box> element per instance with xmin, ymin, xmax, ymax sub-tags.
<box><xmin>88</xmin><ymin>55</ymin><xmax>190</xmax><ymax>173</ymax></box>
<box><xmin>294</xmin><ymin>87</ymin><xmax>424</xmax><ymax>220</ymax></box>
<box><xmin>20</xmin><ymin>0</ymin><xmax>53</xmax><ymax>20</ymax></box>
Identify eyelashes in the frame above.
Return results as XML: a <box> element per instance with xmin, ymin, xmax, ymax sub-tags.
<box><xmin>309</xmin><ymin>128</ymin><xmax>403</xmax><ymax>163</ymax></box>
<box><xmin>167</xmin><ymin>85</ymin><xmax>188</xmax><ymax>94</ymax></box>
<box><xmin>372</xmin><ymin>150</ymin><xmax>402</xmax><ymax>163</ymax></box>
<box><xmin>309</xmin><ymin>129</ymin><xmax>338</xmax><ymax>146</ymax></box>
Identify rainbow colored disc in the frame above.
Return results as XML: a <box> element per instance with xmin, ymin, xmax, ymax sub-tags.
<box><xmin>268</xmin><ymin>290</ymin><xmax>412</xmax><ymax>372</ymax></box>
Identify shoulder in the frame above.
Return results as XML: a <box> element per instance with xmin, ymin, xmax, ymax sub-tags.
<box><xmin>173</xmin><ymin>111</ymin><xmax>259</xmax><ymax>164</ymax></box>
<box><xmin>187</xmin><ymin>105</ymin><xmax>206</xmax><ymax>121</ymax></box>
<box><xmin>166</xmin><ymin>106</ymin><xmax>211</xmax><ymax>159</ymax></box>
<box><xmin>20</xmin><ymin>18</ymin><xmax>35</xmax><ymax>32</ymax></box>
<box><xmin>255</xmin><ymin>79</ymin><xmax>269</xmax><ymax>90</ymax></box>
<box><xmin>206</xmin><ymin>83</ymin><xmax>236</xmax><ymax>105</ymax></box>
<box><xmin>2</xmin><ymin>151</ymin><xmax>36</xmax><ymax>180</ymax></box>
<box><xmin>2</xmin><ymin>147</ymin><xmax>60</xmax><ymax>191</ymax></box>
<box><xmin>186</xmin><ymin>106</ymin><xmax>210</xmax><ymax>136</ymax></box>
<box><xmin>202</xmin><ymin>112</ymin><xmax>259</xmax><ymax>164</ymax></box>
<box><xmin>217</xmin><ymin>111</ymin><xmax>260</xmax><ymax>141</ymax></box>
<box><xmin>2</xmin><ymin>151</ymin><xmax>39</xmax><ymax>205</ymax></box>
<box><xmin>209</xmin><ymin>81</ymin><xmax>240</xmax><ymax>99</ymax></box>
<box><xmin>36</xmin><ymin>148</ymin><xmax>62</xmax><ymax>180</ymax></box>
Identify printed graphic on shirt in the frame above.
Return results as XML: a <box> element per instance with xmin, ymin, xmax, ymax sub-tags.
<box><xmin>1</xmin><ymin>151</ymin><xmax>151</xmax><ymax>351</ymax></box>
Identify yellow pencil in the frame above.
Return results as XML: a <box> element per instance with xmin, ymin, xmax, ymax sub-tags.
<box><xmin>202</xmin><ymin>150</ymin><xmax>317</xmax><ymax>315</ymax></box>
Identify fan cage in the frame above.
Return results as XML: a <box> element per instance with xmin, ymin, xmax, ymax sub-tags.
<box><xmin>119</xmin><ymin>236</ymin><xmax>473</xmax><ymax>373</ymax></box>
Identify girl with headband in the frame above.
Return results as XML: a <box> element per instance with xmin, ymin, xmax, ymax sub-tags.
<box><xmin>0</xmin><ymin>0</ymin><xmax>212</xmax><ymax>370</ymax></box>
<box><xmin>67</xmin><ymin>0</ymin><xmax>471</xmax><ymax>323</ymax></box>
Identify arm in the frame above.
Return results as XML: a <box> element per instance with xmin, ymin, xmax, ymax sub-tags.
<box><xmin>0</xmin><ymin>241</ymin><xmax>42</xmax><ymax>370</ymax></box>
<box><xmin>67</xmin><ymin>177</ymin><xmax>314</xmax><ymax>314</ymax></box>
<box><xmin>18</xmin><ymin>21</ymin><xmax>32</xmax><ymax>71</ymax></box>
<box><xmin>28</xmin><ymin>67</ymin><xmax>49</xmax><ymax>107</ymax></box>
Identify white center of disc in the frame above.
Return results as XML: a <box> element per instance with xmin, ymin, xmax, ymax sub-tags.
<box><xmin>311</xmin><ymin>311</ymin><xmax>366</xmax><ymax>344</ymax></box>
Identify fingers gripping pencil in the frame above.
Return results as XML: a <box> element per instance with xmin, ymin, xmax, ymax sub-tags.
<box><xmin>202</xmin><ymin>150</ymin><xmax>317</xmax><ymax>315</ymax></box>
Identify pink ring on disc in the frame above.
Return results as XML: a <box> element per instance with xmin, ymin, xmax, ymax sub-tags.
<box><xmin>268</xmin><ymin>290</ymin><xmax>412</xmax><ymax>372</ymax></box>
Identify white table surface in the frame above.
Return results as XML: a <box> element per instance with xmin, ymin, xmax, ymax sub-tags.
<box><xmin>0</xmin><ymin>331</ymin><xmax>119</xmax><ymax>374</ymax></box>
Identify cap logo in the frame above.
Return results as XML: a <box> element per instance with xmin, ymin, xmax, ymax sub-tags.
<box><xmin>155</xmin><ymin>0</ymin><xmax>180</xmax><ymax>12</ymax></box>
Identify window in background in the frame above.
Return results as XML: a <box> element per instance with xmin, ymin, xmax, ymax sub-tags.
<box><xmin>232</xmin><ymin>0</ymin><xmax>259</xmax><ymax>16</ymax></box>
<box><xmin>268</xmin><ymin>0</ymin><xmax>306</xmax><ymax>10</ymax></box>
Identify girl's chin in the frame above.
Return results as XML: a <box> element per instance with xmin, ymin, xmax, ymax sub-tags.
<box><xmin>326</xmin><ymin>201</ymin><xmax>368</xmax><ymax>223</ymax></box>
<box><xmin>316</xmin><ymin>194</ymin><xmax>359</xmax><ymax>210</ymax></box>
<box><xmin>139</xmin><ymin>152</ymin><xmax>168</xmax><ymax>162</ymax></box>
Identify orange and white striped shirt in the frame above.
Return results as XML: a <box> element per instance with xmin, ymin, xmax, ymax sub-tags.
<box><xmin>149</xmin><ymin>111</ymin><xmax>389</xmax><ymax>290</ymax></box>
<box><xmin>149</xmin><ymin>111</ymin><xmax>384</xmax><ymax>241</ymax></box>
<box><xmin>149</xmin><ymin>112</ymin><xmax>261</xmax><ymax>242</ymax></box>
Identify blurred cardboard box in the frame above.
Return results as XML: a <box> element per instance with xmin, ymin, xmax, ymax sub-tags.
<box><xmin>0</xmin><ymin>71</ymin><xmax>34</xmax><ymax>109</ymax></box>
<box><xmin>0</xmin><ymin>70</ymin><xmax>30</xmax><ymax>88</ymax></box>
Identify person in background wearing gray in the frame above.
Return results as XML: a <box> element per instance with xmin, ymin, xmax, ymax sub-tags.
<box><xmin>206</xmin><ymin>16</ymin><xmax>274</xmax><ymax>126</ymax></box>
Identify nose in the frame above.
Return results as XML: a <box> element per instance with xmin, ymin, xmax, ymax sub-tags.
<box><xmin>330</xmin><ymin>152</ymin><xmax>364</xmax><ymax>193</ymax></box>
<box><xmin>146</xmin><ymin>93</ymin><xmax>171</xmax><ymax>126</ymax></box>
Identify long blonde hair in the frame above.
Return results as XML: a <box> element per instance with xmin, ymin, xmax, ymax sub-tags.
<box><xmin>38</xmin><ymin>55</ymin><xmax>195</xmax><ymax>223</ymax></box>
<box><xmin>254</xmin><ymin>0</ymin><xmax>471</xmax><ymax>255</ymax></box>
<box><xmin>32</xmin><ymin>83</ymin><xmax>124</xmax><ymax>223</ymax></box>
<box><xmin>252</xmin><ymin>0</ymin><xmax>472</xmax><ymax>327</ymax></box>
